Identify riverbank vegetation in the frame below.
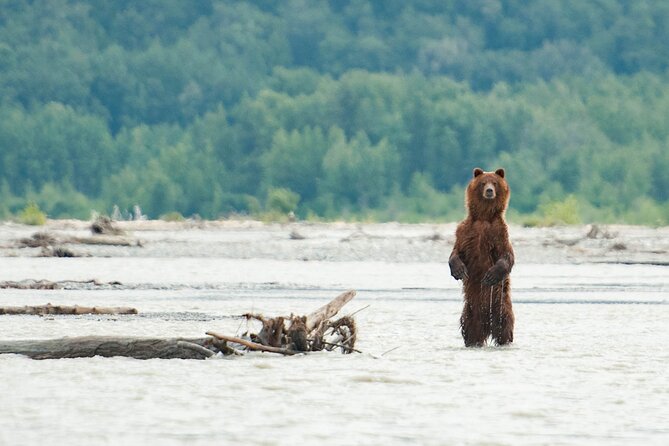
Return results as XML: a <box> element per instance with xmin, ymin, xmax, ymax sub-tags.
<box><xmin>1</xmin><ymin>1</ymin><xmax>669</xmax><ymax>225</ymax></box>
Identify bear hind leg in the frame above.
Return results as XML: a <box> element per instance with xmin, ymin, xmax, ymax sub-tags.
<box><xmin>461</xmin><ymin>303</ymin><xmax>489</xmax><ymax>347</ymax></box>
<box><xmin>491</xmin><ymin>298</ymin><xmax>514</xmax><ymax>346</ymax></box>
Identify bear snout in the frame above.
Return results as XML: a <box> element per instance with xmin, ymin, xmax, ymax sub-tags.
<box><xmin>483</xmin><ymin>183</ymin><xmax>496</xmax><ymax>199</ymax></box>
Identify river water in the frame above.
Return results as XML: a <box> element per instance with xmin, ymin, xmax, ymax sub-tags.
<box><xmin>0</xmin><ymin>222</ymin><xmax>667</xmax><ymax>445</ymax></box>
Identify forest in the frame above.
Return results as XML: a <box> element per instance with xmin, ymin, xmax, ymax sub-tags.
<box><xmin>1</xmin><ymin>0</ymin><xmax>669</xmax><ymax>224</ymax></box>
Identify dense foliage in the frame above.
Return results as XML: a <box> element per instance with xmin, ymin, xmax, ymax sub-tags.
<box><xmin>1</xmin><ymin>0</ymin><xmax>669</xmax><ymax>224</ymax></box>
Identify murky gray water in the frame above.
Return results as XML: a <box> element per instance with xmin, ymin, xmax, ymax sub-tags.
<box><xmin>1</xmin><ymin>223</ymin><xmax>668</xmax><ymax>445</ymax></box>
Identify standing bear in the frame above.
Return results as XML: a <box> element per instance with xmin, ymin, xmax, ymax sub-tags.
<box><xmin>449</xmin><ymin>168</ymin><xmax>514</xmax><ymax>347</ymax></box>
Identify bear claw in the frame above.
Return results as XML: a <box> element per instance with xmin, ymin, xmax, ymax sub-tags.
<box><xmin>449</xmin><ymin>258</ymin><xmax>468</xmax><ymax>281</ymax></box>
<box><xmin>482</xmin><ymin>266</ymin><xmax>504</xmax><ymax>285</ymax></box>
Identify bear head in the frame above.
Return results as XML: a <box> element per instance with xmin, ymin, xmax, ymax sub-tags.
<box><xmin>465</xmin><ymin>167</ymin><xmax>510</xmax><ymax>221</ymax></box>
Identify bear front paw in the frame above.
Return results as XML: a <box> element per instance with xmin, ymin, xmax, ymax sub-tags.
<box><xmin>482</xmin><ymin>265</ymin><xmax>504</xmax><ymax>285</ymax></box>
<box><xmin>449</xmin><ymin>257</ymin><xmax>468</xmax><ymax>280</ymax></box>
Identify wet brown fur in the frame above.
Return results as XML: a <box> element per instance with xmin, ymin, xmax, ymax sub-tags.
<box><xmin>449</xmin><ymin>168</ymin><xmax>515</xmax><ymax>347</ymax></box>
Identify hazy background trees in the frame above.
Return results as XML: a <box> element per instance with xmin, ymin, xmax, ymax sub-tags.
<box><xmin>1</xmin><ymin>0</ymin><xmax>668</xmax><ymax>224</ymax></box>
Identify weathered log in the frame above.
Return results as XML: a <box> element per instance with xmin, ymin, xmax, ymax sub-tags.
<box><xmin>0</xmin><ymin>304</ymin><xmax>138</xmax><ymax>315</ymax></box>
<box><xmin>66</xmin><ymin>236</ymin><xmax>140</xmax><ymax>247</ymax></box>
<box><xmin>206</xmin><ymin>331</ymin><xmax>297</xmax><ymax>355</ymax></box>
<box><xmin>305</xmin><ymin>289</ymin><xmax>356</xmax><ymax>331</ymax></box>
<box><xmin>0</xmin><ymin>336</ymin><xmax>217</xmax><ymax>359</ymax></box>
<box><xmin>16</xmin><ymin>230</ymin><xmax>139</xmax><ymax>249</ymax></box>
<box><xmin>0</xmin><ymin>280</ymin><xmax>61</xmax><ymax>290</ymax></box>
<box><xmin>0</xmin><ymin>279</ymin><xmax>123</xmax><ymax>290</ymax></box>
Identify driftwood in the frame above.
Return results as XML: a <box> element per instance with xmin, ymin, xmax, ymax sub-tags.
<box><xmin>207</xmin><ymin>332</ymin><xmax>297</xmax><ymax>355</ymax></box>
<box><xmin>16</xmin><ymin>233</ymin><xmax>81</xmax><ymax>256</ymax></box>
<box><xmin>16</xmin><ymin>231</ymin><xmax>141</xmax><ymax>250</ymax></box>
<box><xmin>0</xmin><ymin>279</ymin><xmax>62</xmax><ymax>290</ymax></box>
<box><xmin>177</xmin><ymin>340</ymin><xmax>215</xmax><ymax>358</ymax></box>
<box><xmin>91</xmin><ymin>216</ymin><xmax>125</xmax><ymax>235</ymax></box>
<box><xmin>66</xmin><ymin>235</ymin><xmax>140</xmax><ymax>247</ymax></box>
<box><xmin>305</xmin><ymin>289</ymin><xmax>356</xmax><ymax>331</ymax></box>
<box><xmin>40</xmin><ymin>246</ymin><xmax>78</xmax><ymax>257</ymax></box>
<box><xmin>240</xmin><ymin>290</ymin><xmax>358</xmax><ymax>354</ymax></box>
<box><xmin>0</xmin><ymin>336</ymin><xmax>217</xmax><ymax>360</ymax></box>
<box><xmin>0</xmin><ymin>290</ymin><xmax>359</xmax><ymax>360</ymax></box>
<box><xmin>18</xmin><ymin>232</ymin><xmax>56</xmax><ymax>248</ymax></box>
<box><xmin>0</xmin><ymin>303</ymin><xmax>138</xmax><ymax>315</ymax></box>
<box><xmin>289</xmin><ymin>230</ymin><xmax>306</xmax><ymax>240</ymax></box>
<box><xmin>0</xmin><ymin>279</ymin><xmax>123</xmax><ymax>290</ymax></box>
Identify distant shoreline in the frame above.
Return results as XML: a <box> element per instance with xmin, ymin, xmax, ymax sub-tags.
<box><xmin>1</xmin><ymin>219</ymin><xmax>667</xmax><ymax>266</ymax></box>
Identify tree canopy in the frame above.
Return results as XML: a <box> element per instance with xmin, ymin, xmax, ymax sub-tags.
<box><xmin>1</xmin><ymin>0</ymin><xmax>668</xmax><ymax>224</ymax></box>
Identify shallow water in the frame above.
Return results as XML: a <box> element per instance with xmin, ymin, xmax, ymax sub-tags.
<box><xmin>1</xmin><ymin>225</ymin><xmax>668</xmax><ymax>445</ymax></box>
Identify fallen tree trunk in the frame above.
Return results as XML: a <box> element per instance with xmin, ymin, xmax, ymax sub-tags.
<box><xmin>0</xmin><ymin>304</ymin><xmax>138</xmax><ymax>315</ymax></box>
<box><xmin>65</xmin><ymin>235</ymin><xmax>140</xmax><ymax>247</ymax></box>
<box><xmin>0</xmin><ymin>336</ymin><xmax>217</xmax><ymax>359</ymax></box>
<box><xmin>0</xmin><ymin>279</ymin><xmax>62</xmax><ymax>290</ymax></box>
<box><xmin>0</xmin><ymin>279</ymin><xmax>124</xmax><ymax>290</ymax></box>
<box><xmin>16</xmin><ymin>231</ymin><xmax>141</xmax><ymax>249</ymax></box>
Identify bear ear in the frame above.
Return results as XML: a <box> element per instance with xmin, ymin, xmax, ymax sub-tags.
<box><xmin>473</xmin><ymin>168</ymin><xmax>484</xmax><ymax>177</ymax></box>
<box><xmin>495</xmin><ymin>168</ymin><xmax>505</xmax><ymax>178</ymax></box>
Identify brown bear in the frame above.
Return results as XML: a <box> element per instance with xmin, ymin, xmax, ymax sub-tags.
<box><xmin>449</xmin><ymin>167</ymin><xmax>514</xmax><ymax>347</ymax></box>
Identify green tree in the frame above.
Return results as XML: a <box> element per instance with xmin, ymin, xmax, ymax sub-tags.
<box><xmin>261</xmin><ymin>127</ymin><xmax>329</xmax><ymax>202</ymax></box>
<box><xmin>321</xmin><ymin>129</ymin><xmax>400</xmax><ymax>209</ymax></box>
